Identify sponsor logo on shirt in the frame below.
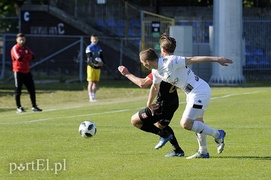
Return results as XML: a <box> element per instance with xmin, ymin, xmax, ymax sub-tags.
<box><xmin>171</xmin><ymin>78</ymin><xmax>178</xmax><ymax>86</ymax></box>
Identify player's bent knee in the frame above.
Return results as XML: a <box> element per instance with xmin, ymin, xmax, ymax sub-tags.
<box><xmin>131</xmin><ymin>120</ymin><xmax>142</xmax><ymax>129</ymax></box>
<box><xmin>156</xmin><ymin>122</ymin><xmax>166</xmax><ymax>129</ymax></box>
<box><xmin>130</xmin><ymin>117</ymin><xmax>136</xmax><ymax>126</ymax></box>
<box><xmin>180</xmin><ymin>119</ymin><xmax>192</xmax><ymax>130</ymax></box>
<box><xmin>130</xmin><ymin>114</ymin><xmax>140</xmax><ymax>126</ymax></box>
<box><xmin>130</xmin><ymin>119</ymin><xmax>136</xmax><ymax>126</ymax></box>
<box><xmin>180</xmin><ymin>121</ymin><xmax>186</xmax><ymax>129</ymax></box>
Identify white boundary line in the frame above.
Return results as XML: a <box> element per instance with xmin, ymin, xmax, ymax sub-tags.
<box><xmin>0</xmin><ymin>91</ymin><xmax>261</xmax><ymax>125</ymax></box>
<box><xmin>26</xmin><ymin>109</ymin><xmax>134</xmax><ymax>123</ymax></box>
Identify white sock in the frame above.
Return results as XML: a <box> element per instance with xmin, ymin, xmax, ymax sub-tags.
<box><xmin>191</xmin><ymin>121</ymin><xmax>220</xmax><ymax>139</ymax></box>
<box><xmin>196</xmin><ymin>133</ymin><xmax>208</xmax><ymax>154</ymax></box>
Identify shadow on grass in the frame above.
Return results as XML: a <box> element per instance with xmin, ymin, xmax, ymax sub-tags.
<box><xmin>212</xmin><ymin>156</ymin><xmax>271</xmax><ymax>160</ymax></box>
<box><xmin>0</xmin><ymin>80</ymin><xmax>138</xmax><ymax>91</ymax></box>
<box><xmin>0</xmin><ymin>108</ymin><xmax>15</xmax><ymax>112</ymax></box>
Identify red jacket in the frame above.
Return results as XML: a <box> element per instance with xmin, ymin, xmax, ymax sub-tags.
<box><xmin>10</xmin><ymin>44</ymin><xmax>34</xmax><ymax>73</ymax></box>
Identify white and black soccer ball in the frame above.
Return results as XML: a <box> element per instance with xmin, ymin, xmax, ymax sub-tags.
<box><xmin>95</xmin><ymin>57</ymin><xmax>102</xmax><ymax>63</ymax></box>
<box><xmin>78</xmin><ymin>121</ymin><xmax>97</xmax><ymax>138</ymax></box>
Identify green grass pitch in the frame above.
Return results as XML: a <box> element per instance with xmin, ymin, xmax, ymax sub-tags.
<box><xmin>0</xmin><ymin>81</ymin><xmax>270</xmax><ymax>179</ymax></box>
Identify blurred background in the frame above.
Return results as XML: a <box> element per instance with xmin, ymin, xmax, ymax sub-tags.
<box><xmin>1</xmin><ymin>0</ymin><xmax>270</xmax><ymax>83</ymax></box>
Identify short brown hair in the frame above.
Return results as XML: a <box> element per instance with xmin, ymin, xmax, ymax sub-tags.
<box><xmin>139</xmin><ymin>48</ymin><xmax>158</xmax><ymax>62</ymax></box>
<box><xmin>16</xmin><ymin>33</ymin><xmax>25</xmax><ymax>38</ymax></box>
<box><xmin>159</xmin><ymin>33</ymin><xmax>176</xmax><ymax>53</ymax></box>
<box><xmin>91</xmin><ymin>34</ymin><xmax>98</xmax><ymax>38</ymax></box>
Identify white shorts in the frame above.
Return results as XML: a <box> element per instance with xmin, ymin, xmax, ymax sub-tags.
<box><xmin>182</xmin><ymin>80</ymin><xmax>211</xmax><ymax>120</ymax></box>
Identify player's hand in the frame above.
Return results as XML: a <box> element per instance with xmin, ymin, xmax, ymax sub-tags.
<box><xmin>151</xmin><ymin>103</ymin><xmax>159</xmax><ymax>111</ymax></box>
<box><xmin>118</xmin><ymin>66</ymin><xmax>130</xmax><ymax>76</ymax></box>
<box><xmin>148</xmin><ymin>104</ymin><xmax>159</xmax><ymax>116</ymax></box>
<box><xmin>218</xmin><ymin>57</ymin><xmax>233</xmax><ymax>66</ymax></box>
<box><xmin>147</xmin><ymin>104</ymin><xmax>155</xmax><ymax>116</ymax></box>
<box><xmin>18</xmin><ymin>56</ymin><xmax>24</xmax><ymax>62</ymax></box>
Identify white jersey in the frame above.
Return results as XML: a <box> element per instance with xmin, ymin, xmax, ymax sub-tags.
<box><xmin>152</xmin><ymin>55</ymin><xmax>205</xmax><ymax>94</ymax></box>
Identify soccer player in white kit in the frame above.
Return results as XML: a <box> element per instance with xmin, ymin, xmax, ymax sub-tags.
<box><xmin>139</xmin><ymin>34</ymin><xmax>233</xmax><ymax>159</ymax></box>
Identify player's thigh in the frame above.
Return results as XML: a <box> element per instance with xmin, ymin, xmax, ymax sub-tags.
<box><xmin>86</xmin><ymin>66</ymin><xmax>92</xmax><ymax>81</ymax></box>
<box><xmin>182</xmin><ymin>105</ymin><xmax>205</xmax><ymax>121</ymax></box>
<box><xmin>156</xmin><ymin>110</ymin><xmax>175</xmax><ymax>127</ymax></box>
<box><xmin>24</xmin><ymin>73</ymin><xmax>35</xmax><ymax>92</ymax></box>
<box><xmin>87</xmin><ymin>66</ymin><xmax>100</xmax><ymax>81</ymax></box>
<box><xmin>94</xmin><ymin>69</ymin><xmax>101</xmax><ymax>81</ymax></box>
<box><xmin>14</xmin><ymin>72</ymin><xmax>24</xmax><ymax>88</ymax></box>
<box><xmin>186</xmin><ymin>87</ymin><xmax>211</xmax><ymax>111</ymax></box>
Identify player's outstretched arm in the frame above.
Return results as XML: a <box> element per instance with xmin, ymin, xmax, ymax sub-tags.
<box><xmin>118</xmin><ymin>65</ymin><xmax>152</xmax><ymax>88</ymax></box>
<box><xmin>185</xmin><ymin>56</ymin><xmax>233</xmax><ymax>66</ymax></box>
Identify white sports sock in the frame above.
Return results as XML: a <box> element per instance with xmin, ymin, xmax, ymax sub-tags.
<box><xmin>92</xmin><ymin>93</ymin><xmax>96</xmax><ymax>99</ymax></box>
<box><xmin>191</xmin><ymin>121</ymin><xmax>220</xmax><ymax>138</ymax></box>
<box><xmin>196</xmin><ymin>133</ymin><xmax>208</xmax><ymax>154</ymax></box>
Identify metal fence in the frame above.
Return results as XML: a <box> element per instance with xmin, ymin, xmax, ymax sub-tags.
<box><xmin>0</xmin><ymin>34</ymin><xmax>140</xmax><ymax>82</ymax></box>
<box><xmin>244</xmin><ymin>19</ymin><xmax>271</xmax><ymax>67</ymax></box>
<box><xmin>175</xmin><ymin>16</ymin><xmax>271</xmax><ymax>81</ymax></box>
<box><xmin>2</xmin><ymin>0</ymin><xmax>271</xmax><ymax>81</ymax></box>
<box><xmin>242</xmin><ymin>17</ymin><xmax>271</xmax><ymax>80</ymax></box>
<box><xmin>53</xmin><ymin>0</ymin><xmax>142</xmax><ymax>40</ymax></box>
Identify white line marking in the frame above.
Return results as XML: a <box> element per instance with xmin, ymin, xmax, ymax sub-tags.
<box><xmin>26</xmin><ymin>109</ymin><xmax>134</xmax><ymax>123</ymax></box>
<box><xmin>0</xmin><ymin>91</ymin><xmax>262</xmax><ymax>125</ymax></box>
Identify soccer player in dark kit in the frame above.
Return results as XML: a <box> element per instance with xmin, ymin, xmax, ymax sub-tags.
<box><xmin>118</xmin><ymin>65</ymin><xmax>185</xmax><ymax>157</ymax></box>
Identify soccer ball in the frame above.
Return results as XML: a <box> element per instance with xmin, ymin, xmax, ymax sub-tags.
<box><xmin>78</xmin><ymin>121</ymin><xmax>97</xmax><ymax>138</ymax></box>
<box><xmin>95</xmin><ymin>57</ymin><xmax>102</xmax><ymax>63</ymax></box>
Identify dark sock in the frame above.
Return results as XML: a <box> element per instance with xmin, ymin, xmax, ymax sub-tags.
<box><xmin>140</xmin><ymin>123</ymin><xmax>160</xmax><ymax>135</ymax></box>
<box><xmin>163</xmin><ymin>126</ymin><xmax>184</xmax><ymax>152</ymax></box>
<box><xmin>157</xmin><ymin>129</ymin><xmax>171</xmax><ymax>138</ymax></box>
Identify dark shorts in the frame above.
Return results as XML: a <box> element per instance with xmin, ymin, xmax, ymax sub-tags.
<box><xmin>138</xmin><ymin>100</ymin><xmax>179</xmax><ymax>126</ymax></box>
